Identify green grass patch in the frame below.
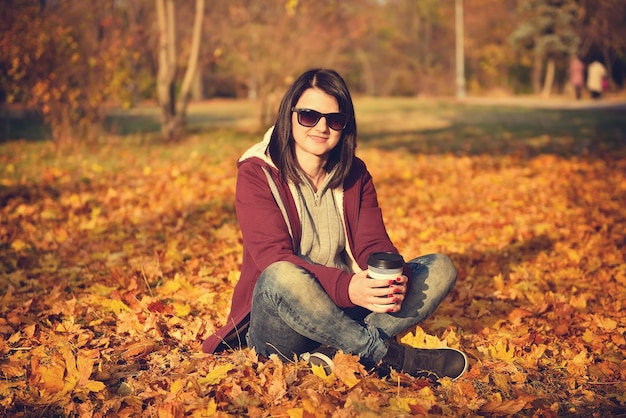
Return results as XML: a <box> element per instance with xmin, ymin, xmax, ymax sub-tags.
<box><xmin>1</xmin><ymin>97</ymin><xmax>625</xmax><ymax>184</ymax></box>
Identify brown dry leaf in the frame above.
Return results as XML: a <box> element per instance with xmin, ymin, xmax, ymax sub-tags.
<box><xmin>332</xmin><ymin>351</ymin><xmax>366</xmax><ymax>388</ymax></box>
<box><xmin>479</xmin><ymin>394</ymin><xmax>536</xmax><ymax>415</ymax></box>
<box><xmin>0</xmin><ymin>363</ymin><xmax>25</xmax><ymax>378</ymax></box>
<box><xmin>122</xmin><ymin>340</ymin><xmax>158</xmax><ymax>360</ymax></box>
<box><xmin>2</xmin><ymin>126</ymin><xmax>626</xmax><ymax>416</ymax></box>
<box><xmin>30</xmin><ymin>355</ymin><xmax>66</xmax><ymax>394</ymax></box>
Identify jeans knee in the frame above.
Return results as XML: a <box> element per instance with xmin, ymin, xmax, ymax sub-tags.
<box><xmin>409</xmin><ymin>253</ymin><xmax>457</xmax><ymax>289</ymax></box>
<box><xmin>260</xmin><ymin>261</ymin><xmax>300</xmax><ymax>287</ymax></box>
<box><xmin>434</xmin><ymin>253</ymin><xmax>457</xmax><ymax>288</ymax></box>
<box><xmin>257</xmin><ymin>261</ymin><xmax>313</xmax><ymax>301</ymax></box>
<box><xmin>261</xmin><ymin>261</ymin><xmax>293</xmax><ymax>278</ymax></box>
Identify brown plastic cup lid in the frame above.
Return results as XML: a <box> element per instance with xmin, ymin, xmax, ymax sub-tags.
<box><xmin>367</xmin><ymin>252</ymin><xmax>404</xmax><ymax>269</ymax></box>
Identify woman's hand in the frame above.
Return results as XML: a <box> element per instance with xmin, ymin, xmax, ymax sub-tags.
<box><xmin>348</xmin><ymin>270</ymin><xmax>407</xmax><ymax>313</ymax></box>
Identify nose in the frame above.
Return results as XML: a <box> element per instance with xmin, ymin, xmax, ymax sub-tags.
<box><xmin>315</xmin><ymin>116</ymin><xmax>330</xmax><ymax>131</ymax></box>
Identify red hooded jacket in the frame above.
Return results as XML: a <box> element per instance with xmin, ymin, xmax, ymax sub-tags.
<box><xmin>202</xmin><ymin>132</ymin><xmax>404</xmax><ymax>353</ymax></box>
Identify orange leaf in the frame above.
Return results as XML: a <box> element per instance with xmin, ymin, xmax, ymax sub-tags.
<box><xmin>76</xmin><ymin>349</ymin><xmax>104</xmax><ymax>393</ymax></box>
<box><xmin>480</xmin><ymin>395</ymin><xmax>535</xmax><ymax>415</ymax></box>
<box><xmin>122</xmin><ymin>341</ymin><xmax>157</xmax><ymax>360</ymax></box>
<box><xmin>332</xmin><ymin>351</ymin><xmax>366</xmax><ymax>388</ymax></box>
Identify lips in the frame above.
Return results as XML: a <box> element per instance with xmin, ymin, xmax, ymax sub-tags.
<box><xmin>309</xmin><ymin>135</ymin><xmax>329</xmax><ymax>143</ymax></box>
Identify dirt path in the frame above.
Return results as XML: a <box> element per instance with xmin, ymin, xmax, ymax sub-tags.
<box><xmin>459</xmin><ymin>94</ymin><xmax>626</xmax><ymax>110</ymax></box>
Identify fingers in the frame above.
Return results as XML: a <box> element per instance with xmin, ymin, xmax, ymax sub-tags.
<box><xmin>393</xmin><ymin>275</ymin><xmax>408</xmax><ymax>285</ymax></box>
<box><xmin>369</xmin><ymin>300</ymin><xmax>401</xmax><ymax>313</ymax></box>
<box><xmin>367</xmin><ymin>285</ymin><xmax>406</xmax><ymax>312</ymax></box>
<box><xmin>349</xmin><ymin>272</ymin><xmax>408</xmax><ymax>313</ymax></box>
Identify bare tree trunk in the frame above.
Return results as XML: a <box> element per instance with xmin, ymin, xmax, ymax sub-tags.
<box><xmin>191</xmin><ymin>71</ymin><xmax>203</xmax><ymax>100</ymax></box>
<box><xmin>155</xmin><ymin>0</ymin><xmax>175</xmax><ymax>139</ymax></box>
<box><xmin>260</xmin><ymin>90</ymin><xmax>278</xmax><ymax>127</ymax></box>
<box><xmin>532</xmin><ymin>53</ymin><xmax>543</xmax><ymax>94</ymax></box>
<box><xmin>155</xmin><ymin>0</ymin><xmax>204</xmax><ymax>141</ymax></box>
<box><xmin>177</xmin><ymin>0</ymin><xmax>204</xmax><ymax>120</ymax></box>
<box><xmin>356</xmin><ymin>48</ymin><xmax>376</xmax><ymax>96</ymax></box>
<box><xmin>542</xmin><ymin>58</ymin><xmax>555</xmax><ymax>97</ymax></box>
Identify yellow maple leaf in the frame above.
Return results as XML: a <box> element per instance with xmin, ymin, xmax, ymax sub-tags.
<box><xmin>89</xmin><ymin>283</ymin><xmax>116</xmax><ymax>296</ymax></box>
<box><xmin>310</xmin><ymin>363</ymin><xmax>335</xmax><ymax>385</ymax></box>
<box><xmin>596</xmin><ymin>316</ymin><xmax>617</xmax><ymax>331</ymax></box>
<box><xmin>569</xmin><ymin>293</ymin><xmax>587</xmax><ymax>309</ymax></box>
<box><xmin>287</xmin><ymin>408</ymin><xmax>303</xmax><ymax>418</ymax></box>
<box><xmin>205</xmin><ymin>398</ymin><xmax>218</xmax><ymax>416</ymax></box>
<box><xmin>566</xmin><ymin>350</ymin><xmax>588</xmax><ymax>376</ymax></box>
<box><xmin>493</xmin><ymin>274</ymin><xmax>505</xmax><ymax>293</ymax></box>
<box><xmin>172</xmin><ymin>302</ymin><xmax>191</xmax><ymax>317</ymax></box>
<box><xmin>100</xmin><ymin>298</ymin><xmax>131</xmax><ymax>314</ymax></box>
<box><xmin>159</xmin><ymin>273</ymin><xmax>192</xmax><ymax>296</ymax></box>
<box><xmin>10</xmin><ymin>239</ymin><xmax>29</xmax><ymax>252</ymax></box>
<box><xmin>198</xmin><ymin>363</ymin><xmax>235</xmax><ymax>385</ymax></box>
<box><xmin>332</xmin><ymin>352</ymin><xmax>365</xmax><ymax>388</ymax></box>
<box><xmin>60</xmin><ymin>344</ymin><xmax>80</xmax><ymax>392</ymax></box>
<box><xmin>165</xmin><ymin>239</ymin><xmax>184</xmax><ymax>264</ymax></box>
<box><xmin>75</xmin><ymin>349</ymin><xmax>104</xmax><ymax>393</ymax></box>
<box><xmin>388</xmin><ymin>396</ymin><xmax>413</xmax><ymax>413</ymax></box>
<box><xmin>168</xmin><ymin>378</ymin><xmax>187</xmax><ymax>398</ymax></box>
<box><xmin>566</xmin><ymin>248</ymin><xmax>582</xmax><ymax>264</ymax></box>
<box><xmin>488</xmin><ymin>339</ymin><xmax>516</xmax><ymax>362</ymax></box>
<box><xmin>400</xmin><ymin>326</ymin><xmax>446</xmax><ymax>349</ymax></box>
<box><xmin>34</xmin><ymin>358</ymin><xmax>66</xmax><ymax>393</ymax></box>
<box><xmin>82</xmin><ymin>380</ymin><xmax>106</xmax><ymax>393</ymax></box>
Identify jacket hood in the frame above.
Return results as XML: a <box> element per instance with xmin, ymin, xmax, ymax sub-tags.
<box><xmin>238</xmin><ymin>126</ymin><xmax>276</xmax><ymax>168</ymax></box>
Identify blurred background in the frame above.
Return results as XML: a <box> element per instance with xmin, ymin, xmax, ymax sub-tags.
<box><xmin>1</xmin><ymin>0</ymin><xmax>625</xmax><ymax>141</ymax></box>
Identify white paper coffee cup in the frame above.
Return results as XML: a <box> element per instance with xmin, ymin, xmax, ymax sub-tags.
<box><xmin>367</xmin><ymin>252</ymin><xmax>404</xmax><ymax>309</ymax></box>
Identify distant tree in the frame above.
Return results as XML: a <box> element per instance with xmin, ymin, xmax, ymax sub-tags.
<box><xmin>578</xmin><ymin>0</ymin><xmax>626</xmax><ymax>87</ymax></box>
<box><xmin>509</xmin><ymin>0</ymin><xmax>580</xmax><ymax>96</ymax></box>
<box><xmin>323</xmin><ymin>0</ymin><xmax>452</xmax><ymax>96</ymax></box>
<box><xmin>207</xmin><ymin>0</ymin><xmax>350</xmax><ymax>127</ymax></box>
<box><xmin>0</xmin><ymin>1</ymin><xmax>138</xmax><ymax>142</ymax></box>
<box><xmin>154</xmin><ymin>0</ymin><xmax>205</xmax><ymax>141</ymax></box>
<box><xmin>462</xmin><ymin>0</ymin><xmax>519</xmax><ymax>94</ymax></box>
<box><xmin>386</xmin><ymin>0</ymin><xmax>450</xmax><ymax>95</ymax></box>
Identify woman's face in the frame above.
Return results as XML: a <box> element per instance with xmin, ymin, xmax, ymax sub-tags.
<box><xmin>291</xmin><ymin>88</ymin><xmax>343</xmax><ymax>165</ymax></box>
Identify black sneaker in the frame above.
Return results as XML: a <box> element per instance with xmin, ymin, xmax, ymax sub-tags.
<box><xmin>300</xmin><ymin>346</ymin><xmax>337</xmax><ymax>375</ymax></box>
<box><xmin>379</xmin><ymin>340</ymin><xmax>468</xmax><ymax>381</ymax></box>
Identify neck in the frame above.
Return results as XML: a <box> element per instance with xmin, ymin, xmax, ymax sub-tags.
<box><xmin>302</xmin><ymin>168</ymin><xmax>327</xmax><ymax>191</ymax></box>
<box><xmin>297</xmin><ymin>152</ymin><xmax>329</xmax><ymax>191</ymax></box>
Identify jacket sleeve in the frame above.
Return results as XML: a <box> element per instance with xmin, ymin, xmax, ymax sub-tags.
<box><xmin>345</xmin><ymin>160</ymin><xmax>405</xmax><ymax>273</ymax></box>
<box><xmin>236</xmin><ymin>161</ymin><xmax>357</xmax><ymax>307</ymax></box>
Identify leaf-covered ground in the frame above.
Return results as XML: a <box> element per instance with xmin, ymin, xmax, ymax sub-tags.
<box><xmin>1</xmin><ymin>104</ymin><xmax>626</xmax><ymax>417</ymax></box>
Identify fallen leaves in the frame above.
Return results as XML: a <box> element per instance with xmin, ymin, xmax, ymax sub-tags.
<box><xmin>479</xmin><ymin>393</ymin><xmax>536</xmax><ymax>415</ymax></box>
<box><xmin>1</xmin><ymin>133</ymin><xmax>626</xmax><ymax>416</ymax></box>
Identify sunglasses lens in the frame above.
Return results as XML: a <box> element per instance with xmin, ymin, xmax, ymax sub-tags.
<box><xmin>327</xmin><ymin>114</ymin><xmax>347</xmax><ymax>130</ymax></box>
<box><xmin>298</xmin><ymin>110</ymin><xmax>322</xmax><ymax>127</ymax></box>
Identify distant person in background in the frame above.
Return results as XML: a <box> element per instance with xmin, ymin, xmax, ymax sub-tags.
<box><xmin>569</xmin><ymin>56</ymin><xmax>584</xmax><ymax>100</ymax></box>
<box><xmin>587</xmin><ymin>60</ymin><xmax>607</xmax><ymax>100</ymax></box>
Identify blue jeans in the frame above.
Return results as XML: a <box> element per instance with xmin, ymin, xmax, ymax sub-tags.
<box><xmin>247</xmin><ymin>254</ymin><xmax>457</xmax><ymax>367</ymax></box>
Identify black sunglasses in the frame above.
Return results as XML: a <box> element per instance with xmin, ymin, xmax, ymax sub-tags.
<box><xmin>291</xmin><ymin>107</ymin><xmax>347</xmax><ymax>131</ymax></box>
